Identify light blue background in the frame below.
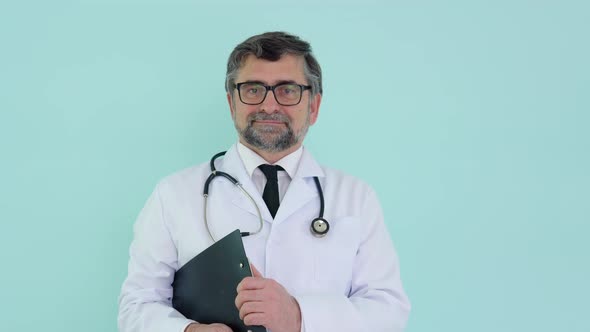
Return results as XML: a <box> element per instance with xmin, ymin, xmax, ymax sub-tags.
<box><xmin>1</xmin><ymin>1</ymin><xmax>588</xmax><ymax>331</ymax></box>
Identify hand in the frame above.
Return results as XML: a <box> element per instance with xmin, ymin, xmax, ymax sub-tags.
<box><xmin>184</xmin><ymin>322</ymin><xmax>232</xmax><ymax>332</ymax></box>
<box><xmin>235</xmin><ymin>264</ymin><xmax>302</xmax><ymax>332</ymax></box>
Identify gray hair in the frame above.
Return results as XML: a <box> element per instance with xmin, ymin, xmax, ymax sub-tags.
<box><xmin>225</xmin><ymin>31</ymin><xmax>323</xmax><ymax>96</ymax></box>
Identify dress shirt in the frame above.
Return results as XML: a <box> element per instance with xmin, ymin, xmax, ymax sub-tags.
<box><xmin>237</xmin><ymin>142</ymin><xmax>303</xmax><ymax>204</ymax></box>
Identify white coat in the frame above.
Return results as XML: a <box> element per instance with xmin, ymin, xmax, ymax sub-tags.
<box><xmin>118</xmin><ymin>144</ymin><xmax>410</xmax><ymax>332</ymax></box>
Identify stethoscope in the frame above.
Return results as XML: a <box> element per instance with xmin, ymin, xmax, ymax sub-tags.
<box><xmin>203</xmin><ymin>151</ymin><xmax>330</xmax><ymax>242</ymax></box>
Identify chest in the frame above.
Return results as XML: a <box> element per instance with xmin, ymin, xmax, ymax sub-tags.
<box><xmin>172</xmin><ymin>183</ymin><xmax>364</xmax><ymax>297</ymax></box>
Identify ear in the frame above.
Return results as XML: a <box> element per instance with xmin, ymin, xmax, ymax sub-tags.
<box><xmin>227</xmin><ymin>92</ymin><xmax>235</xmax><ymax>118</ymax></box>
<box><xmin>308</xmin><ymin>93</ymin><xmax>322</xmax><ymax>126</ymax></box>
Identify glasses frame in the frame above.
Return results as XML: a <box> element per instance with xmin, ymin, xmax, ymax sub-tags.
<box><xmin>233</xmin><ymin>82</ymin><xmax>312</xmax><ymax>106</ymax></box>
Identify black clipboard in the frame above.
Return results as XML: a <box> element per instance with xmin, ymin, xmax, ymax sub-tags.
<box><xmin>172</xmin><ymin>229</ymin><xmax>265</xmax><ymax>332</ymax></box>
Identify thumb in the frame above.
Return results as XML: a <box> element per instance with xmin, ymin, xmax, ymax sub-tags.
<box><xmin>249</xmin><ymin>262</ymin><xmax>263</xmax><ymax>278</ymax></box>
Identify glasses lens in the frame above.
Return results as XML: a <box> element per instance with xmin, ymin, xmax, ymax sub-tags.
<box><xmin>239</xmin><ymin>83</ymin><xmax>266</xmax><ymax>104</ymax></box>
<box><xmin>274</xmin><ymin>83</ymin><xmax>302</xmax><ymax>106</ymax></box>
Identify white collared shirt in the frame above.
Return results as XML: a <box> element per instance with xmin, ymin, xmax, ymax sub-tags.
<box><xmin>237</xmin><ymin>141</ymin><xmax>303</xmax><ymax>203</ymax></box>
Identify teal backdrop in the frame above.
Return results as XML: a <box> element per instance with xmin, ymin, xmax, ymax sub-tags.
<box><xmin>1</xmin><ymin>1</ymin><xmax>588</xmax><ymax>331</ymax></box>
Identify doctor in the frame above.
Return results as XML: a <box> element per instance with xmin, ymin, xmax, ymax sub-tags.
<box><xmin>118</xmin><ymin>31</ymin><xmax>410</xmax><ymax>332</ymax></box>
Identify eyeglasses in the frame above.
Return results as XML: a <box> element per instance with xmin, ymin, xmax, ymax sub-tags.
<box><xmin>234</xmin><ymin>82</ymin><xmax>312</xmax><ymax>106</ymax></box>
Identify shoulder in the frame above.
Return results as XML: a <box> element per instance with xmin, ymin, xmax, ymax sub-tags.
<box><xmin>316</xmin><ymin>163</ymin><xmax>381</xmax><ymax>218</ymax></box>
<box><xmin>154</xmin><ymin>161</ymin><xmax>210</xmax><ymax>195</ymax></box>
<box><xmin>320</xmin><ymin>164</ymin><xmax>375</xmax><ymax>195</ymax></box>
<box><xmin>301</xmin><ymin>148</ymin><xmax>374</xmax><ymax>194</ymax></box>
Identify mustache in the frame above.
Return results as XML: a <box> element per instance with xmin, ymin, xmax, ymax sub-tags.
<box><xmin>247</xmin><ymin>112</ymin><xmax>290</xmax><ymax>123</ymax></box>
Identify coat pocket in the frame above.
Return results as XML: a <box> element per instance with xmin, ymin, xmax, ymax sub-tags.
<box><xmin>312</xmin><ymin>216</ymin><xmax>361</xmax><ymax>294</ymax></box>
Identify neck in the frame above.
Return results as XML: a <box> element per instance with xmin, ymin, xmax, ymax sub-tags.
<box><xmin>240</xmin><ymin>139</ymin><xmax>301</xmax><ymax>164</ymax></box>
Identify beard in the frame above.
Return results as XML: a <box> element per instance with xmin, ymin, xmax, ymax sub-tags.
<box><xmin>234</xmin><ymin>111</ymin><xmax>310</xmax><ymax>153</ymax></box>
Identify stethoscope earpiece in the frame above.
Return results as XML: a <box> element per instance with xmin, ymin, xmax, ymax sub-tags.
<box><xmin>311</xmin><ymin>217</ymin><xmax>330</xmax><ymax>238</ymax></box>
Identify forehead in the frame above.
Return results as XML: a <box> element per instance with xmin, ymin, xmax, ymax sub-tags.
<box><xmin>236</xmin><ymin>54</ymin><xmax>307</xmax><ymax>84</ymax></box>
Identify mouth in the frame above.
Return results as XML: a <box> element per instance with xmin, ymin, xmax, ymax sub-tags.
<box><xmin>253</xmin><ymin>120</ymin><xmax>285</xmax><ymax>126</ymax></box>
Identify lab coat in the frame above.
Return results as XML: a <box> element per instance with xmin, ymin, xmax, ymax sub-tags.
<box><xmin>118</xmin><ymin>144</ymin><xmax>410</xmax><ymax>332</ymax></box>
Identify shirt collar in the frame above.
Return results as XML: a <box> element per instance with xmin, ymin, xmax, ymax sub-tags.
<box><xmin>237</xmin><ymin>141</ymin><xmax>303</xmax><ymax>179</ymax></box>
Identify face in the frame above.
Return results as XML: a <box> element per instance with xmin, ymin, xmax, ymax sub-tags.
<box><xmin>227</xmin><ymin>54</ymin><xmax>321</xmax><ymax>156</ymax></box>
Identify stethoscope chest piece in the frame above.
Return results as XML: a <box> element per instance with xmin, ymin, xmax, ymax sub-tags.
<box><xmin>311</xmin><ymin>217</ymin><xmax>330</xmax><ymax>237</ymax></box>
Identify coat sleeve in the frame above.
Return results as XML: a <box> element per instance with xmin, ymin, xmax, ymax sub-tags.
<box><xmin>118</xmin><ymin>184</ymin><xmax>195</xmax><ymax>332</ymax></box>
<box><xmin>294</xmin><ymin>188</ymin><xmax>411</xmax><ymax>332</ymax></box>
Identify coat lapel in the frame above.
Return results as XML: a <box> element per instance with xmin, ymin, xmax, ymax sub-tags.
<box><xmin>273</xmin><ymin>148</ymin><xmax>325</xmax><ymax>224</ymax></box>
<box><xmin>217</xmin><ymin>145</ymin><xmax>273</xmax><ymax>221</ymax></box>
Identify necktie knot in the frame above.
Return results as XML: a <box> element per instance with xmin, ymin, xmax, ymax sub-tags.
<box><xmin>258</xmin><ymin>164</ymin><xmax>284</xmax><ymax>182</ymax></box>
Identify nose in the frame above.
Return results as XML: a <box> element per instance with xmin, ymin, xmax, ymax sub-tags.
<box><xmin>259</xmin><ymin>89</ymin><xmax>281</xmax><ymax>113</ymax></box>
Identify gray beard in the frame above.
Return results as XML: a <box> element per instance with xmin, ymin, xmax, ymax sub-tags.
<box><xmin>236</xmin><ymin>112</ymin><xmax>309</xmax><ymax>153</ymax></box>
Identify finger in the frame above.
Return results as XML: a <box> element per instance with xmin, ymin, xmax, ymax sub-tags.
<box><xmin>243</xmin><ymin>312</ymin><xmax>266</xmax><ymax>327</ymax></box>
<box><xmin>208</xmin><ymin>323</ymin><xmax>233</xmax><ymax>332</ymax></box>
<box><xmin>237</xmin><ymin>276</ymin><xmax>267</xmax><ymax>292</ymax></box>
<box><xmin>235</xmin><ymin>289</ymin><xmax>263</xmax><ymax>309</ymax></box>
<box><xmin>249</xmin><ymin>263</ymin><xmax>263</xmax><ymax>278</ymax></box>
<box><xmin>238</xmin><ymin>300</ymin><xmax>265</xmax><ymax>320</ymax></box>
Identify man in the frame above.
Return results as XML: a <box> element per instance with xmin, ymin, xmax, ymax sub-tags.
<box><xmin>118</xmin><ymin>31</ymin><xmax>410</xmax><ymax>332</ymax></box>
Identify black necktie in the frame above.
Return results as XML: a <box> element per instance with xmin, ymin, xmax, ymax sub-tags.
<box><xmin>258</xmin><ymin>164</ymin><xmax>284</xmax><ymax>218</ymax></box>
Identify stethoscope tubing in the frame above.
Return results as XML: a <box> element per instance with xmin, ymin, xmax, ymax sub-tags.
<box><xmin>203</xmin><ymin>151</ymin><xmax>328</xmax><ymax>242</ymax></box>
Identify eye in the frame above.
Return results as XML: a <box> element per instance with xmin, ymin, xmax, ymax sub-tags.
<box><xmin>241</xmin><ymin>84</ymin><xmax>264</xmax><ymax>96</ymax></box>
<box><xmin>278</xmin><ymin>84</ymin><xmax>298</xmax><ymax>95</ymax></box>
